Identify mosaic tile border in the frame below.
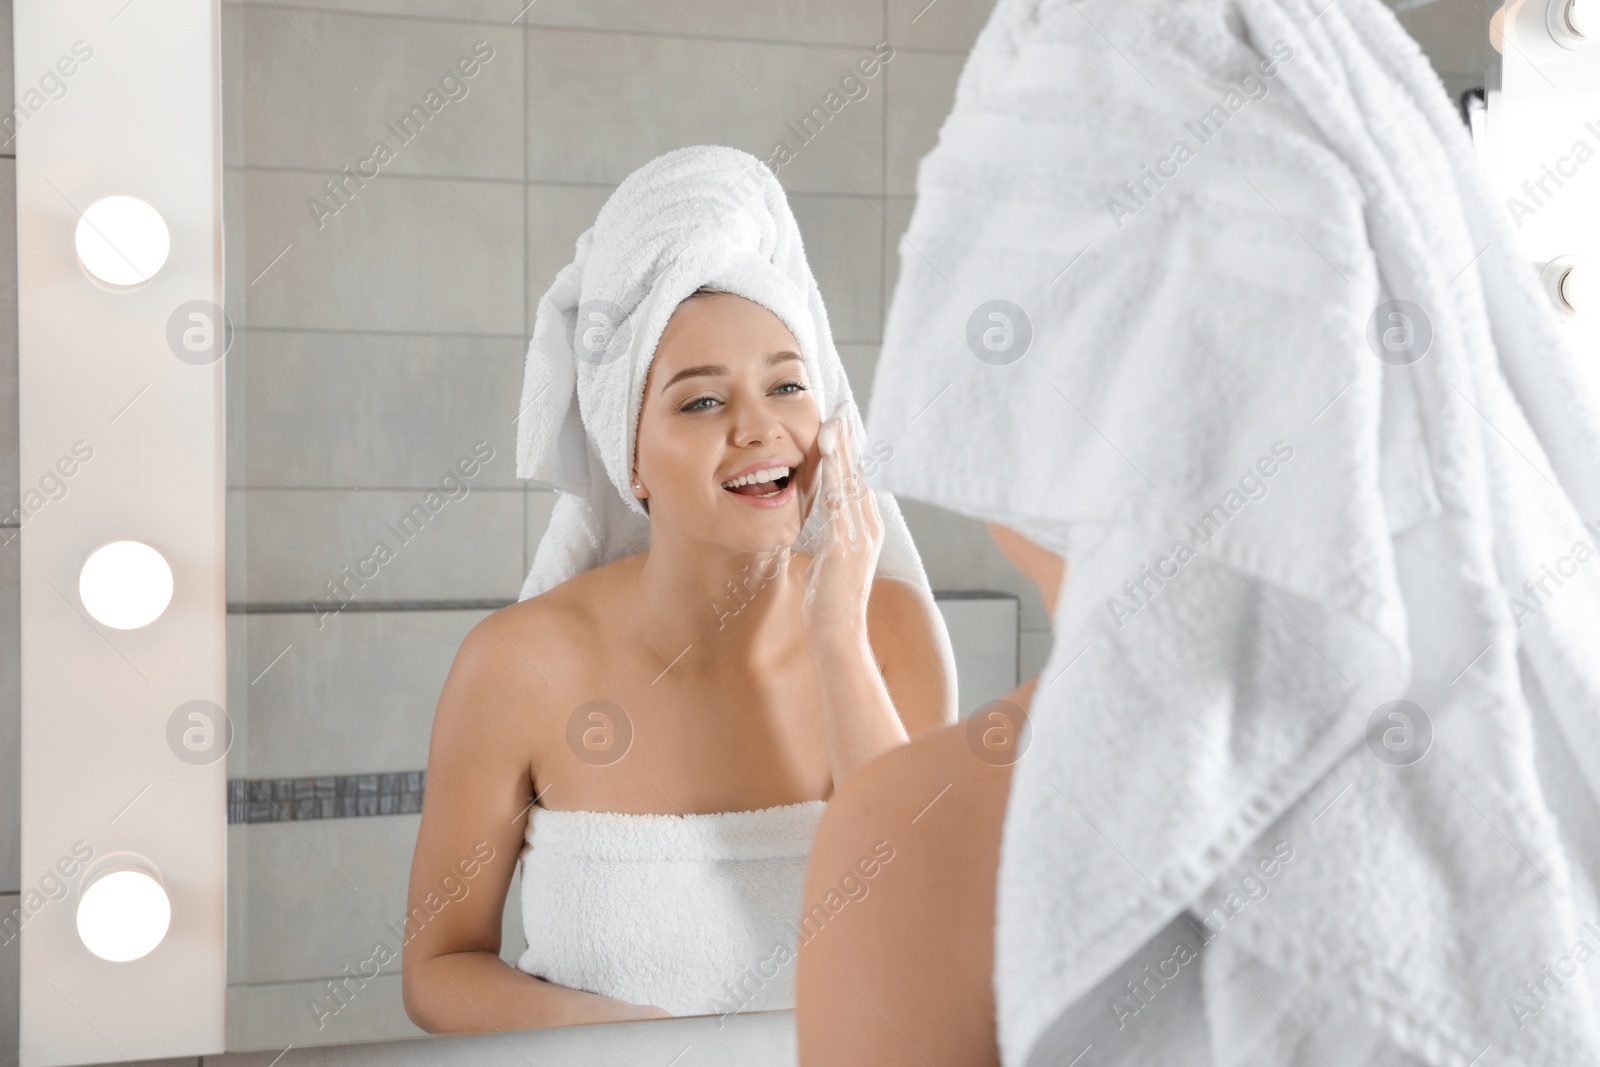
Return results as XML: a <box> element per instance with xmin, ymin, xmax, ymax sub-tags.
<box><xmin>228</xmin><ymin>771</ymin><xmax>426</xmax><ymax>824</ymax></box>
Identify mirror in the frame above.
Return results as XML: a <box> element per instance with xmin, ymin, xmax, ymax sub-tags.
<box><xmin>0</xmin><ymin>0</ymin><xmax>1503</xmax><ymax>1059</ymax></box>
<box><xmin>219</xmin><ymin>0</ymin><xmax>1026</xmax><ymax>1053</ymax></box>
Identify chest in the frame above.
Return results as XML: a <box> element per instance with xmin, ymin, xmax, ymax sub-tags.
<box><xmin>529</xmin><ymin>647</ymin><xmax>831</xmax><ymax>813</ymax></box>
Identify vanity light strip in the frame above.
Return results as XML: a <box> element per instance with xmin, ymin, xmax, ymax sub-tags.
<box><xmin>227</xmin><ymin>772</ymin><xmax>426</xmax><ymax>824</ymax></box>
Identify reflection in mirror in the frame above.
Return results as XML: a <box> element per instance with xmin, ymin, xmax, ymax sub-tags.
<box><xmin>221</xmin><ymin>2</ymin><xmax>1000</xmax><ymax>1054</ymax></box>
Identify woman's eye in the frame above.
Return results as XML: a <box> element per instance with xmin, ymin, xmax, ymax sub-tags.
<box><xmin>680</xmin><ymin>395</ymin><xmax>720</xmax><ymax>413</ymax></box>
<box><xmin>774</xmin><ymin>380</ymin><xmax>809</xmax><ymax>396</ymax></box>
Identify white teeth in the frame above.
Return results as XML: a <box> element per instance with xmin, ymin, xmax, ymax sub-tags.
<box><xmin>722</xmin><ymin>465</ymin><xmax>792</xmax><ymax>489</ymax></box>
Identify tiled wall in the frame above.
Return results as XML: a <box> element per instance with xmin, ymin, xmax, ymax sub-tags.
<box><xmin>0</xmin><ymin>0</ymin><xmax>1495</xmax><ymax>1063</ymax></box>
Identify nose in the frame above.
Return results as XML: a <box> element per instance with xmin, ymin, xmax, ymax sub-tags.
<box><xmin>727</xmin><ymin>391</ymin><xmax>786</xmax><ymax>449</ymax></box>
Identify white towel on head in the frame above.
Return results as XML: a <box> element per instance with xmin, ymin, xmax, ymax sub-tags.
<box><xmin>866</xmin><ymin>1</ymin><xmax>1600</xmax><ymax>1065</ymax></box>
<box><xmin>514</xmin><ymin>144</ymin><xmax>930</xmax><ymax>601</ymax></box>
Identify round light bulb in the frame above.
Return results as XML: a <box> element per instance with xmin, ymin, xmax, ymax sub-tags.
<box><xmin>1549</xmin><ymin>0</ymin><xmax>1592</xmax><ymax>45</ymax></box>
<box><xmin>1567</xmin><ymin>0</ymin><xmax>1594</xmax><ymax>36</ymax></box>
<box><xmin>79</xmin><ymin>540</ymin><xmax>174</xmax><ymax>630</ymax></box>
<box><xmin>74</xmin><ymin>196</ymin><xmax>170</xmax><ymax>288</ymax></box>
<box><xmin>76</xmin><ymin>868</ymin><xmax>171</xmax><ymax>962</ymax></box>
<box><xmin>1560</xmin><ymin>262</ymin><xmax>1586</xmax><ymax>314</ymax></box>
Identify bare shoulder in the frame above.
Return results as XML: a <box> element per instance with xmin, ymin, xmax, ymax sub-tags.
<box><xmin>434</xmin><ymin>561</ymin><xmax>630</xmax><ymax>745</ymax></box>
<box><xmin>866</xmin><ymin>574</ymin><xmax>936</xmax><ymax>630</ymax></box>
<box><xmin>458</xmin><ymin>556</ymin><xmax>635</xmax><ymax>676</ymax></box>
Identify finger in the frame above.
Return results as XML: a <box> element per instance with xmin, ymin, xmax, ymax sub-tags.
<box><xmin>842</xmin><ymin>425</ymin><xmax>864</xmax><ymax>544</ymax></box>
<box><xmin>836</xmin><ymin>418</ymin><xmax>861</xmax><ymax>543</ymax></box>
<box><xmin>801</xmin><ymin>418</ymin><xmax>835</xmax><ymax>523</ymax></box>
<box><xmin>825</xmin><ymin>422</ymin><xmax>847</xmax><ymax>517</ymax></box>
<box><xmin>861</xmin><ymin>475</ymin><xmax>882</xmax><ymax>544</ymax></box>
<box><xmin>830</xmin><ymin>457</ymin><xmax>851</xmax><ymax>546</ymax></box>
<box><xmin>847</xmin><ymin>423</ymin><xmax>872</xmax><ymax>545</ymax></box>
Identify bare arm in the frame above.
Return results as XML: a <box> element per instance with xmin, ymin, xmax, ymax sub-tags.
<box><xmin>803</xmin><ymin>417</ymin><xmax>959</xmax><ymax>790</ymax></box>
<box><xmin>401</xmin><ymin>615</ymin><xmax>669</xmax><ymax>1032</ymax></box>
<box><xmin>810</xmin><ymin>576</ymin><xmax>959</xmax><ymax>792</ymax></box>
<box><xmin>868</xmin><ymin>577</ymin><xmax>959</xmax><ymax>738</ymax></box>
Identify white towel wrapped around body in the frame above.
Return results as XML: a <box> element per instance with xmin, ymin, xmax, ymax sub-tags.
<box><xmin>514</xmin><ymin>144</ymin><xmax>930</xmax><ymax>601</ymax></box>
<box><xmin>516</xmin><ymin>800</ymin><xmax>829</xmax><ymax>1015</ymax></box>
<box><xmin>866</xmin><ymin>0</ymin><xmax>1600</xmax><ymax>1064</ymax></box>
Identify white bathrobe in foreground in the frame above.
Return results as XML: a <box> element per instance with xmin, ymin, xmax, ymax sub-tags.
<box><xmin>867</xmin><ymin>1</ymin><xmax>1600</xmax><ymax>1064</ymax></box>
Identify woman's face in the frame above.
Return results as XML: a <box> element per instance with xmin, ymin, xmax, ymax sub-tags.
<box><xmin>633</xmin><ymin>291</ymin><xmax>822</xmax><ymax>552</ymax></box>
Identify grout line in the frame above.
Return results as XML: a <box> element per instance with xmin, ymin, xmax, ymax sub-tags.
<box><xmin>231</xmin><ymin>160</ymin><xmax>908</xmax><ymax>201</ymax></box>
<box><xmin>233</xmin><ymin>1</ymin><xmax>979</xmax><ymax>54</ymax></box>
<box><xmin>235</xmin><ymin>322</ymin><xmax>530</xmax><ymax>339</ymax></box>
<box><xmin>229</xmin><ymin>322</ymin><xmax>887</xmax><ymax>345</ymax></box>
<box><xmin>228</xmin><ymin>587</ymin><xmax>1004</xmax><ymax>614</ymax></box>
<box><xmin>229</xmin><ymin>598</ymin><xmax>517</xmax><ymax>613</ymax></box>
<box><xmin>226</xmin><ymin>485</ymin><xmax>531</xmax><ymax>492</ymax></box>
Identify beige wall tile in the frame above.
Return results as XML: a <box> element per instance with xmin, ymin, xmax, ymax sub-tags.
<box><xmin>241</xmin><ymin>8</ymin><xmax>523</xmax><ymax>180</ymax></box>
<box><xmin>223</xmin><ymin>4</ymin><xmax>245</xmax><ymax>169</ymax></box>
<box><xmin>234</xmin><ymin>486</ymin><xmax>525</xmax><ymax>604</ymax></box>
<box><xmin>524</xmin><ymin>181</ymin><xmax>613</xmax><ymax>334</ymax></box>
<box><xmin>788</xmin><ymin>193</ymin><xmax>884</xmax><ymax>343</ymax></box>
<box><xmin>525</xmin><ymin>29</ymin><xmax>888</xmax><ymax>195</ymax></box>
<box><xmin>236</xmin><ymin>330</ymin><xmax>523</xmax><ymax>490</ymax></box>
<box><xmin>229</xmin><ymin>972</ymin><xmax>420</xmax><ymax>1049</ymax></box>
<box><xmin>240</xmin><ymin>168</ymin><xmax>525</xmax><ymax>335</ymax></box>
<box><xmin>885</xmin><ymin>48</ymin><xmax>966</xmax><ymax>196</ymax></box>
<box><xmin>230</xmin><ymin>814</ymin><xmax>423</xmax><ymax>984</ymax></box>
<box><xmin>229</xmin><ymin>813</ymin><xmax>523</xmax><ymax>987</ymax></box>
<box><xmin>887</xmin><ymin>0</ymin><xmax>997</xmax><ymax>53</ymax></box>
<box><xmin>520</xmin><ymin>487</ymin><xmax>557</xmax><ymax>587</ymax></box>
<box><xmin>835</xmin><ymin>341</ymin><xmax>878</xmax><ymax>411</ymax></box>
<box><xmin>236</xmin><ymin>609</ymin><xmax>475</xmax><ymax>777</ymax></box>
<box><xmin>935</xmin><ymin>595</ymin><xmax>1018</xmax><ymax>716</ymax></box>
<box><xmin>881</xmin><ymin>194</ymin><xmax>916</xmax><ymax>324</ymax></box>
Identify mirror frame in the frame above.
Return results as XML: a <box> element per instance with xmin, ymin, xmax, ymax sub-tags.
<box><xmin>19</xmin><ymin>0</ymin><xmax>230</xmax><ymax>1061</ymax></box>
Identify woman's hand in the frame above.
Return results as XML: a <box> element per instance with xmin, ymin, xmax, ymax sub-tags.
<box><xmin>800</xmin><ymin>414</ymin><xmax>884</xmax><ymax>653</ymax></box>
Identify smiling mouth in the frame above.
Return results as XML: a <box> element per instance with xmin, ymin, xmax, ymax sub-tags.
<box><xmin>721</xmin><ymin>465</ymin><xmax>796</xmax><ymax>499</ymax></box>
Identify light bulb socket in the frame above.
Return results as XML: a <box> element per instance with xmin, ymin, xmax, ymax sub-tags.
<box><xmin>75</xmin><ymin>851</ymin><xmax>167</xmax><ymax>900</ymax></box>
<box><xmin>1541</xmin><ymin>256</ymin><xmax>1581</xmax><ymax>320</ymax></box>
<box><xmin>1549</xmin><ymin>0</ymin><xmax>1589</xmax><ymax>48</ymax></box>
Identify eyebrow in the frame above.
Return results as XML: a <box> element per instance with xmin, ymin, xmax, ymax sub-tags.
<box><xmin>659</xmin><ymin>350</ymin><xmax>803</xmax><ymax>393</ymax></box>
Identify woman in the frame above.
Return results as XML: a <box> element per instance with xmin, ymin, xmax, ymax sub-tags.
<box><xmin>400</xmin><ymin>146</ymin><xmax>957</xmax><ymax>1032</ymax></box>
<box><xmin>797</xmin><ymin>0</ymin><xmax>1600</xmax><ymax>1065</ymax></box>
